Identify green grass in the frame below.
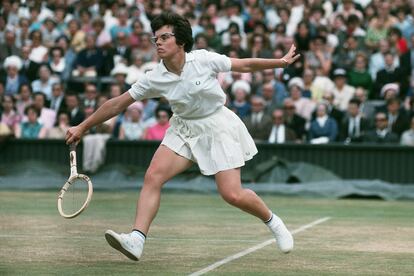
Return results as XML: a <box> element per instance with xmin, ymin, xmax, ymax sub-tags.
<box><xmin>0</xmin><ymin>191</ymin><xmax>413</xmax><ymax>275</ymax></box>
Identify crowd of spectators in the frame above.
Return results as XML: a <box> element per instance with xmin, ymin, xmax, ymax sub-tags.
<box><xmin>0</xmin><ymin>0</ymin><xmax>414</xmax><ymax>146</ymax></box>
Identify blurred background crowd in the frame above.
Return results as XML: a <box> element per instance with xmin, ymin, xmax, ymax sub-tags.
<box><xmin>0</xmin><ymin>0</ymin><xmax>414</xmax><ymax>146</ymax></box>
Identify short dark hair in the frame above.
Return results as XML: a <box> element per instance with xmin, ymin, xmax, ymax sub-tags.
<box><xmin>349</xmin><ymin>98</ymin><xmax>361</xmax><ymax>107</ymax></box>
<box><xmin>150</xmin><ymin>12</ymin><xmax>194</xmax><ymax>52</ymax></box>
<box><xmin>25</xmin><ymin>104</ymin><xmax>40</xmax><ymax>117</ymax></box>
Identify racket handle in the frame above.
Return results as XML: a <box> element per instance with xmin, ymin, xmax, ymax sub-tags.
<box><xmin>69</xmin><ymin>143</ymin><xmax>77</xmax><ymax>152</ymax></box>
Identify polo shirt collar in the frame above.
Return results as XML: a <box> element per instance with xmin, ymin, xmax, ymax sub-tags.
<box><xmin>160</xmin><ymin>51</ymin><xmax>194</xmax><ymax>74</ymax></box>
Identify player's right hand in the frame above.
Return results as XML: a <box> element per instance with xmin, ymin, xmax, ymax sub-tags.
<box><xmin>65</xmin><ymin>126</ymin><xmax>84</xmax><ymax>145</ymax></box>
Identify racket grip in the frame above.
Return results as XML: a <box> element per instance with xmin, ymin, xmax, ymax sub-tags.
<box><xmin>69</xmin><ymin>143</ymin><xmax>77</xmax><ymax>152</ymax></box>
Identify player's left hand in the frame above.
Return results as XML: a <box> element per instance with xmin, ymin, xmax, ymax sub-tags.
<box><xmin>282</xmin><ymin>45</ymin><xmax>301</xmax><ymax>66</ymax></box>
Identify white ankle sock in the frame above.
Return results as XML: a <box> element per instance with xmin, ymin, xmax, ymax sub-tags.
<box><xmin>131</xmin><ymin>230</ymin><xmax>146</xmax><ymax>242</ymax></box>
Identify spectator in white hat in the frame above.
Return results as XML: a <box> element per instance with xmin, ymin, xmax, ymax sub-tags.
<box><xmin>3</xmin><ymin>55</ymin><xmax>28</xmax><ymax>97</ymax></box>
<box><xmin>229</xmin><ymin>80</ymin><xmax>251</xmax><ymax>119</ymax></box>
<box><xmin>332</xmin><ymin>68</ymin><xmax>355</xmax><ymax>111</ymax></box>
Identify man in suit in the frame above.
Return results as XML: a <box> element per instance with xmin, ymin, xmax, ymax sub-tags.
<box><xmin>283</xmin><ymin>98</ymin><xmax>307</xmax><ymax>142</ymax></box>
<box><xmin>243</xmin><ymin>95</ymin><xmax>272</xmax><ymax>142</ymax></box>
<box><xmin>64</xmin><ymin>93</ymin><xmax>85</xmax><ymax>126</ymax></box>
<box><xmin>385</xmin><ymin>97</ymin><xmax>410</xmax><ymax>137</ymax></box>
<box><xmin>49</xmin><ymin>82</ymin><xmax>67</xmax><ymax>114</ymax></box>
<box><xmin>354</xmin><ymin>87</ymin><xmax>375</xmax><ymax>126</ymax></box>
<box><xmin>267</xmin><ymin>109</ymin><xmax>296</xmax><ymax>143</ymax></box>
<box><xmin>363</xmin><ymin>112</ymin><xmax>399</xmax><ymax>144</ymax></box>
<box><xmin>339</xmin><ymin>98</ymin><xmax>371</xmax><ymax>143</ymax></box>
<box><xmin>0</xmin><ymin>29</ymin><xmax>21</xmax><ymax>64</ymax></box>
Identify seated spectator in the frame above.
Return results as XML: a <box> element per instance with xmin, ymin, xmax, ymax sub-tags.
<box><xmin>64</xmin><ymin>93</ymin><xmax>85</xmax><ymax>126</ymax></box>
<box><xmin>82</xmin><ymin>83</ymin><xmax>98</xmax><ymax>110</ymax></box>
<box><xmin>365</xmin><ymin>17</ymin><xmax>388</xmax><ymax>50</ymax></box>
<box><xmin>333</xmin><ymin>35</ymin><xmax>362</xmax><ymax>70</ymax></box>
<box><xmin>363</xmin><ymin>112</ymin><xmax>399</xmax><ymax>143</ymax></box>
<box><xmin>302</xmin><ymin>68</ymin><xmax>316</xmax><ymax>99</ymax></box>
<box><xmin>332</xmin><ymin>68</ymin><xmax>355</xmax><ymax>111</ymax></box>
<box><xmin>248</xmin><ymin>33</ymin><xmax>272</xmax><ymax>58</ymax></box>
<box><xmin>41</xmin><ymin>17</ymin><xmax>61</xmax><ymax>48</ymax></box>
<box><xmin>20</xmin><ymin>45</ymin><xmax>40</xmax><ymax>82</ymax></box>
<box><xmin>354</xmin><ymin>87</ymin><xmax>375</xmax><ymax>126</ymax></box>
<box><xmin>15</xmin><ymin>83</ymin><xmax>33</xmax><ymax>117</ymax></box>
<box><xmin>110</xmin><ymin>31</ymin><xmax>133</xmax><ymax>65</ymax></box>
<box><xmin>0</xmin><ymin>29</ymin><xmax>21</xmax><ymax>64</ymax></box>
<box><xmin>319</xmin><ymin>90</ymin><xmax>345</xmax><ymax>127</ymax></box>
<box><xmin>261</xmin><ymin>81</ymin><xmax>280</xmax><ymax>115</ymax></box>
<box><xmin>267</xmin><ymin>108</ymin><xmax>296</xmax><ymax>144</ymax></box>
<box><xmin>2</xmin><ymin>56</ymin><xmax>28</xmax><ymax>97</ymax></box>
<box><xmin>46</xmin><ymin>112</ymin><xmax>70</xmax><ymax>139</ymax></box>
<box><xmin>347</xmin><ymin>52</ymin><xmax>373</xmax><ymax>97</ymax></box>
<box><xmin>338</xmin><ymin>98</ymin><xmax>371</xmax><ymax>143</ymax></box>
<box><xmin>32</xmin><ymin>92</ymin><xmax>56</xmax><ymax>129</ymax></box>
<box><xmin>14</xmin><ymin>105</ymin><xmax>46</xmax><ymax>139</ymax></box>
<box><xmin>387</xmin><ymin>26</ymin><xmax>409</xmax><ymax>55</ymax></box>
<box><xmin>283</xmin><ymin>98</ymin><xmax>307</xmax><ymax>142</ymax></box>
<box><xmin>31</xmin><ymin>65</ymin><xmax>58</xmax><ymax>100</ymax></box>
<box><xmin>309</xmin><ymin>103</ymin><xmax>338</xmax><ymax>143</ymax></box>
<box><xmin>72</xmin><ymin>34</ymin><xmax>104</xmax><ymax>77</ymax></box>
<box><xmin>374</xmin><ymin>51</ymin><xmax>407</xmax><ymax>99</ymax></box>
<box><xmin>287</xmin><ymin>77</ymin><xmax>316</xmax><ymax>121</ymax></box>
<box><xmin>110</xmin><ymin>63</ymin><xmax>130</xmax><ymax>92</ymax></box>
<box><xmin>242</xmin><ymin>95</ymin><xmax>272</xmax><ymax>142</ymax></box>
<box><xmin>1</xmin><ymin>95</ymin><xmax>21</xmax><ymax>134</ymax></box>
<box><xmin>144</xmin><ymin>107</ymin><xmax>172</xmax><ymax>141</ymax></box>
<box><xmin>92</xmin><ymin>18</ymin><xmax>112</xmax><ymax>48</ymax></box>
<box><xmin>119</xmin><ymin>102</ymin><xmax>146</xmax><ymax>140</ymax></box>
<box><xmin>28</xmin><ymin>30</ymin><xmax>48</xmax><ymax>64</ymax></box>
<box><xmin>48</xmin><ymin>46</ymin><xmax>66</xmax><ymax>77</ymax></box>
<box><xmin>304</xmin><ymin>35</ymin><xmax>332</xmax><ymax>76</ymax></box>
<box><xmin>229</xmin><ymin>80</ymin><xmax>251</xmax><ymax>119</ymax></box>
<box><xmin>129</xmin><ymin>19</ymin><xmax>144</xmax><ymax>49</ymax></box>
<box><xmin>385</xmin><ymin>97</ymin><xmax>410</xmax><ymax>138</ymax></box>
<box><xmin>368</xmin><ymin>39</ymin><xmax>398</xmax><ymax>81</ymax></box>
<box><xmin>110</xmin><ymin>8</ymin><xmax>132</xmax><ymax>40</ymax></box>
<box><xmin>65</xmin><ymin>19</ymin><xmax>86</xmax><ymax>53</ymax></box>
<box><xmin>49</xmin><ymin>82</ymin><xmax>66</xmax><ymax>114</ymax></box>
<box><xmin>126</xmin><ymin>53</ymin><xmax>145</xmax><ymax>85</ymax></box>
<box><xmin>400</xmin><ymin>117</ymin><xmax>414</xmax><ymax>146</ymax></box>
<box><xmin>135</xmin><ymin>33</ymin><xmax>158</xmax><ymax>63</ymax></box>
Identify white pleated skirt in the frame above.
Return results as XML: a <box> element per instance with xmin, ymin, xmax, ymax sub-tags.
<box><xmin>161</xmin><ymin>106</ymin><xmax>258</xmax><ymax>175</ymax></box>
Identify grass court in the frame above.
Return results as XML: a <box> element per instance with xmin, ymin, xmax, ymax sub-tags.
<box><xmin>1</xmin><ymin>191</ymin><xmax>413</xmax><ymax>275</ymax></box>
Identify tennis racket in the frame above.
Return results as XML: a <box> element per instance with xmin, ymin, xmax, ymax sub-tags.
<box><xmin>57</xmin><ymin>143</ymin><xmax>93</xmax><ymax>218</ymax></box>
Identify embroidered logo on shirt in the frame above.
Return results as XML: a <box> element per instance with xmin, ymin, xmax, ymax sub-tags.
<box><xmin>195</xmin><ymin>81</ymin><xmax>201</xmax><ymax>85</ymax></box>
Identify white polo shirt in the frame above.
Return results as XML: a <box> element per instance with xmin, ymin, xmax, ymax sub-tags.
<box><xmin>128</xmin><ymin>49</ymin><xmax>231</xmax><ymax>119</ymax></box>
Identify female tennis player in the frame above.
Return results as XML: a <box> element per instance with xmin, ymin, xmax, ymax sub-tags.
<box><xmin>66</xmin><ymin>12</ymin><xmax>300</xmax><ymax>261</ymax></box>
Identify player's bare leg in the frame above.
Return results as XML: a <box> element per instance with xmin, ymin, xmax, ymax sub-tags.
<box><xmin>215</xmin><ymin>168</ymin><xmax>294</xmax><ymax>253</ymax></box>
<box><xmin>105</xmin><ymin>145</ymin><xmax>193</xmax><ymax>260</ymax></box>
<box><xmin>134</xmin><ymin>145</ymin><xmax>193</xmax><ymax>232</ymax></box>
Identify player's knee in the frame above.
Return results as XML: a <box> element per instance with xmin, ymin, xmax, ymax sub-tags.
<box><xmin>143</xmin><ymin>167</ymin><xmax>166</xmax><ymax>188</ymax></box>
<box><xmin>221</xmin><ymin>190</ymin><xmax>243</xmax><ymax>206</ymax></box>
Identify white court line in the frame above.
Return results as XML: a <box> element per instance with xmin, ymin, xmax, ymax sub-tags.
<box><xmin>188</xmin><ymin>217</ymin><xmax>331</xmax><ymax>276</ymax></box>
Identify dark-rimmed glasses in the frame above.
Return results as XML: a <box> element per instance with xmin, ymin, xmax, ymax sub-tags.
<box><xmin>151</xmin><ymin>32</ymin><xmax>175</xmax><ymax>44</ymax></box>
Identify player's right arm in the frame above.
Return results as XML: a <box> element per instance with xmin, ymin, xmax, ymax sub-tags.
<box><xmin>65</xmin><ymin>92</ymin><xmax>135</xmax><ymax>145</ymax></box>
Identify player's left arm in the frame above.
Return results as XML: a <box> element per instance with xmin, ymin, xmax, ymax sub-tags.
<box><xmin>230</xmin><ymin>44</ymin><xmax>300</xmax><ymax>73</ymax></box>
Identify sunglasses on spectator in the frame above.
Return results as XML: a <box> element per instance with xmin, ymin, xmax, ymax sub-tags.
<box><xmin>375</xmin><ymin>118</ymin><xmax>387</xmax><ymax>121</ymax></box>
<box><xmin>151</xmin><ymin>32</ymin><xmax>175</xmax><ymax>44</ymax></box>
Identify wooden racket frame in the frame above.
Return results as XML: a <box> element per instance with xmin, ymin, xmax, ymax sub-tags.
<box><xmin>57</xmin><ymin>143</ymin><xmax>93</xmax><ymax>218</ymax></box>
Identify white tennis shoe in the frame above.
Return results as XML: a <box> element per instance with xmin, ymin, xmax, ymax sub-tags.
<box><xmin>104</xmin><ymin>230</ymin><xmax>145</xmax><ymax>261</ymax></box>
<box><xmin>266</xmin><ymin>215</ymin><xmax>294</xmax><ymax>253</ymax></box>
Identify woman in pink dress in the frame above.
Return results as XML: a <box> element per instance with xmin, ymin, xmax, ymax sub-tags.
<box><xmin>144</xmin><ymin>107</ymin><xmax>171</xmax><ymax>140</ymax></box>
